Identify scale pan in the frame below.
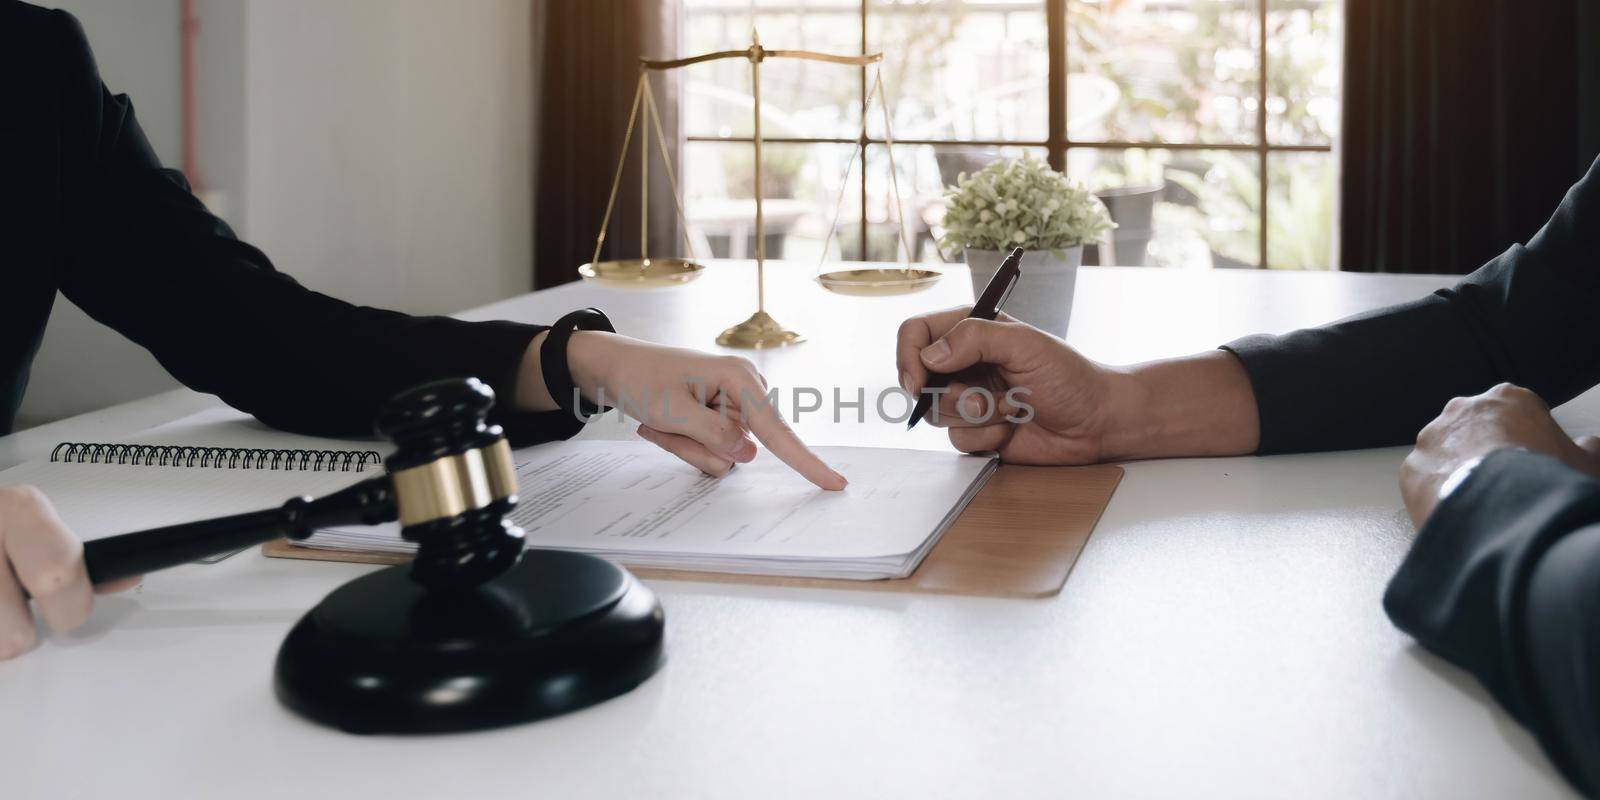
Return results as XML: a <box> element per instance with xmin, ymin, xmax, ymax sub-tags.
<box><xmin>815</xmin><ymin>268</ymin><xmax>942</xmax><ymax>297</ymax></box>
<box><xmin>579</xmin><ymin>258</ymin><xmax>705</xmax><ymax>288</ymax></box>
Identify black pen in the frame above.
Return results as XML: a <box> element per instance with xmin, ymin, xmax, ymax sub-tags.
<box><xmin>907</xmin><ymin>246</ymin><xmax>1025</xmax><ymax>430</ymax></box>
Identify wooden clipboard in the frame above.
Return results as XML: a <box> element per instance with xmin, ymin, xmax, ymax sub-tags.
<box><xmin>261</xmin><ymin>463</ymin><xmax>1123</xmax><ymax>599</ymax></box>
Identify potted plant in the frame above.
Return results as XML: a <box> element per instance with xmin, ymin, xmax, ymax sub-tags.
<box><xmin>938</xmin><ymin>157</ymin><xmax>1113</xmax><ymax>336</ymax></box>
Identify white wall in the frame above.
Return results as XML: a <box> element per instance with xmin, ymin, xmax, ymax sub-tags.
<box><xmin>241</xmin><ymin>0</ymin><xmax>534</xmax><ymax>315</ymax></box>
<box><xmin>193</xmin><ymin>0</ymin><xmax>248</xmax><ymax>228</ymax></box>
<box><xmin>19</xmin><ymin>0</ymin><xmax>536</xmax><ymax>428</ymax></box>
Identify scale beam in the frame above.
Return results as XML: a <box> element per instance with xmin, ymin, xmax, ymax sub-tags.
<box><xmin>641</xmin><ymin>47</ymin><xmax>883</xmax><ymax>71</ymax></box>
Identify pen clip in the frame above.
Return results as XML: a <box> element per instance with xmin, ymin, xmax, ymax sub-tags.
<box><xmin>996</xmin><ymin>273</ymin><xmax>1019</xmax><ymax>312</ymax></box>
<box><xmin>995</xmin><ymin>248</ymin><xmax>1023</xmax><ymax>314</ymax></box>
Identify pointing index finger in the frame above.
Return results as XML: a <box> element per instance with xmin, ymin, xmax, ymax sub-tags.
<box><xmin>740</xmin><ymin>399</ymin><xmax>847</xmax><ymax>491</ymax></box>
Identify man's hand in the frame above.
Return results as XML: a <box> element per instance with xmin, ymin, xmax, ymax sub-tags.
<box><xmin>895</xmin><ymin>306</ymin><xmax>1262</xmax><ymax>464</ymax></box>
<box><xmin>896</xmin><ymin>307</ymin><xmax>1124</xmax><ymax>464</ymax></box>
<box><xmin>0</xmin><ymin>486</ymin><xmax>139</xmax><ymax>661</ymax></box>
<box><xmin>1401</xmin><ymin>383</ymin><xmax>1600</xmax><ymax>527</ymax></box>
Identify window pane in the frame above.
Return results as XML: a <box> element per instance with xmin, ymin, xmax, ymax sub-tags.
<box><xmin>1068</xmin><ymin>147</ymin><xmax>1261</xmax><ymax>268</ymax></box>
<box><xmin>1265</xmin><ymin>152</ymin><xmax>1335</xmax><ymax>269</ymax></box>
<box><xmin>1266</xmin><ymin>0</ymin><xmax>1341</xmax><ymax>145</ymax></box>
<box><xmin>1067</xmin><ymin>1</ymin><xmax>1259</xmax><ymax>145</ymax></box>
<box><xmin>684</xmin><ymin>140</ymin><xmax>859</xmax><ymax>264</ymax></box>
<box><xmin>682</xmin><ymin>2</ymin><xmax>865</xmax><ymax>139</ymax></box>
<box><xmin>871</xmin><ymin>144</ymin><xmax>1049</xmax><ymax>263</ymax></box>
<box><xmin>867</xmin><ymin>0</ymin><xmax>1049</xmax><ymax>142</ymax></box>
<box><xmin>686</xmin><ymin>141</ymin><xmax>1051</xmax><ymax>265</ymax></box>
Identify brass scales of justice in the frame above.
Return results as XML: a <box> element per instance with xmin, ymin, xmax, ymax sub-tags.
<box><xmin>579</xmin><ymin>30</ymin><xmax>941</xmax><ymax>349</ymax></box>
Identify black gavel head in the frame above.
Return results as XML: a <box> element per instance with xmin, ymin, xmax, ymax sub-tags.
<box><xmin>375</xmin><ymin>378</ymin><xmax>524</xmax><ymax>589</ymax></box>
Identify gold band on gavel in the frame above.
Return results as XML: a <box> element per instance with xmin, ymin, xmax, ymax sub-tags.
<box><xmin>389</xmin><ymin>439</ymin><xmax>517</xmax><ymax>527</ymax></box>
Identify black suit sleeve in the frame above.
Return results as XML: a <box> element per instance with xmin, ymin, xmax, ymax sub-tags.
<box><xmin>45</xmin><ymin>10</ymin><xmax>581</xmax><ymax>445</ymax></box>
<box><xmin>1221</xmin><ymin>156</ymin><xmax>1600</xmax><ymax>454</ymax></box>
<box><xmin>1384</xmin><ymin>449</ymin><xmax>1600</xmax><ymax>795</ymax></box>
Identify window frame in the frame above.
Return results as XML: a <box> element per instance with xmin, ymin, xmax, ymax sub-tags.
<box><xmin>682</xmin><ymin>0</ymin><xmax>1338</xmax><ymax>269</ymax></box>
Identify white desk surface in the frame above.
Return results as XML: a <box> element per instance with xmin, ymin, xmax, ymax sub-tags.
<box><xmin>2</xmin><ymin>263</ymin><xmax>1588</xmax><ymax>799</ymax></box>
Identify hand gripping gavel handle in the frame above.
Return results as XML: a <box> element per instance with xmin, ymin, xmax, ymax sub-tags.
<box><xmin>80</xmin><ymin>475</ymin><xmax>398</xmax><ymax>586</ymax></box>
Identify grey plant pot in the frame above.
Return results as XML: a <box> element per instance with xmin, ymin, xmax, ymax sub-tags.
<box><xmin>964</xmin><ymin>246</ymin><xmax>1082</xmax><ymax>338</ymax></box>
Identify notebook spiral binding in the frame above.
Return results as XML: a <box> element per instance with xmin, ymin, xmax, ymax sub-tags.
<box><xmin>49</xmin><ymin>442</ymin><xmax>384</xmax><ymax>472</ymax></box>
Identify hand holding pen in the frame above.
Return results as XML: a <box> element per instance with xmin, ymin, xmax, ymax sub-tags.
<box><xmin>896</xmin><ymin>247</ymin><xmax>1143</xmax><ymax>465</ymax></box>
<box><xmin>905</xmin><ymin>247</ymin><xmax>1025</xmax><ymax>430</ymax></box>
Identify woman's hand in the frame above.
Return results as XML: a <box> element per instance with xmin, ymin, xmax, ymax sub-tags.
<box><xmin>564</xmin><ymin>332</ymin><xmax>847</xmax><ymax>490</ymax></box>
<box><xmin>0</xmin><ymin>486</ymin><xmax>139</xmax><ymax>661</ymax></box>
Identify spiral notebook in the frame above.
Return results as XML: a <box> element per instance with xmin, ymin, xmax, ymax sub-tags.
<box><xmin>0</xmin><ymin>408</ymin><xmax>387</xmax><ymax>554</ymax></box>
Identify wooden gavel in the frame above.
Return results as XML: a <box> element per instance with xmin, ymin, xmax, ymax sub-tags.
<box><xmin>80</xmin><ymin>377</ymin><xmax>527</xmax><ymax>590</ymax></box>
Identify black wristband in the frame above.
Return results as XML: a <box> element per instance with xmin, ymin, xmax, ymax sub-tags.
<box><xmin>540</xmin><ymin>307</ymin><xmax>616</xmax><ymax>421</ymax></box>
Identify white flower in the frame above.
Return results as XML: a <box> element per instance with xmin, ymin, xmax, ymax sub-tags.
<box><xmin>937</xmin><ymin>155</ymin><xmax>1114</xmax><ymax>253</ymax></box>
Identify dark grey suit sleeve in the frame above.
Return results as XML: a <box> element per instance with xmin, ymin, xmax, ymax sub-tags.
<box><xmin>1221</xmin><ymin>156</ymin><xmax>1600</xmax><ymax>454</ymax></box>
<box><xmin>1384</xmin><ymin>449</ymin><xmax>1600</xmax><ymax>796</ymax></box>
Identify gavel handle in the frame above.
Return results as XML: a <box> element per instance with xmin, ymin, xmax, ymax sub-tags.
<box><xmin>85</xmin><ymin>507</ymin><xmax>301</xmax><ymax>585</ymax></box>
<box><xmin>80</xmin><ymin>476</ymin><xmax>398</xmax><ymax>587</ymax></box>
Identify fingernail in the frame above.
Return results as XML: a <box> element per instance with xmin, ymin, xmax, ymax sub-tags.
<box><xmin>830</xmin><ymin>469</ymin><xmax>848</xmax><ymax>489</ymax></box>
<box><xmin>921</xmin><ymin>340</ymin><xmax>950</xmax><ymax>365</ymax></box>
<box><xmin>899</xmin><ymin>370</ymin><xmax>912</xmax><ymax>392</ymax></box>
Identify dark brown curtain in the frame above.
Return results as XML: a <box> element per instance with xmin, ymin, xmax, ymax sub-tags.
<box><xmin>533</xmin><ymin>1</ymin><xmax>681</xmax><ymax>289</ymax></box>
<box><xmin>1341</xmin><ymin>0</ymin><xmax>1600</xmax><ymax>273</ymax></box>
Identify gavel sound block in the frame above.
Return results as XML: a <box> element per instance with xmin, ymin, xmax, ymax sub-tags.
<box><xmin>79</xmin><ymin>378</ymin><xmax>665</xmax><ymax>734</ymax></box>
